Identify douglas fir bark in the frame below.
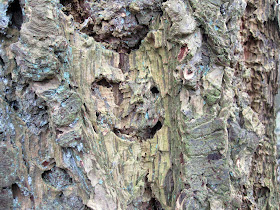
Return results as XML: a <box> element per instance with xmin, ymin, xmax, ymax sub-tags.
<box><xmin>0</xmin><ymin>0</ymin><xmax>279</xmax><ymax>209</ymax></box>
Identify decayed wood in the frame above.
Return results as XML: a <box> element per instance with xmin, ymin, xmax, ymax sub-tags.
<box><xmin>0</xmin><ymin>0</ymin><xmax>279</xmax><ymax>209</ymax></box>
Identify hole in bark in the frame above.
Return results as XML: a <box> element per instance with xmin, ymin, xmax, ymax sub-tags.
<box><xmin>150</xmin><ymin>86</ymin><xmax>159</xmax><ymax>94</ymax></box>
<box><xmin>113</xmin><ymin>128</ymin><xmax>120</xmax><ymax>135</ymax></box>
<box><xmin>30</xmin><ymin>195</ymin><xmax>34</xmax><ymax>203</ymax></box>
<box><xmin>56</xmin><ymin>129</ymin><xmax>64</xmax><ymax>135</ymax></box>
<box><xmin>7</xmin><ymin>0</ymin><xmax>23</xmax><ymax>30</ymax></box>
<box><xmin>148</xmin><ymin>197</ymin><xmax>164</xmax><ymax>210</ymax></box>
<box><xmin>149</xmin><ymin>121</ymin><xmax>162</xmax><ymax>138</ymax></box>
<box><xmin>60</xmin><ymin>0</ymin><xmax>72</xmax><ymax>6</ymax></box>
<box><xmin>97</xmin><ymin>78</ymin><xmax>111</xmax><ymax>88</ymax></box>
<box><xmin>11</xmin><ymin>184</ymin><xmax>21</xmax><ymax>199</ymax></box>
<box><xmin>0</xmin><ymin>57</ymin><xmax>4</xmax><ymax>66</ymax></box>
<box><xmin>9</xmin><ymin>100</ymin><xmax>19</xmax><ymax>111</ymax></box>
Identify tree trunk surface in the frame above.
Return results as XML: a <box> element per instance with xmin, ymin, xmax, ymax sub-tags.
<box><xmin>0</xmin><ymin>0</ymin><xmax>279</xmax><ymax>209</ymax></box>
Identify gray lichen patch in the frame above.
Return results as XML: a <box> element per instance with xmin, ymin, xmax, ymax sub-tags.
<box><xmin>58</xmin><ymin>193</ymin><xmax>85</xmax><ymax>209</ymax></box>
<box><xmin>0</xmin><ymin>188</ymin><xmax>13</xmax><ymax>210</ymax></box>
<box><xmin>0</xmin><ymin>145</ymin><xmax>18</xmax><ymax>188</ymax></box>
<box><xmin>52</xmin><ymin>92</ymin><xmax>82</xmax><ymax>127</ymax></box>
<box><xmin>56</xmin><ymin>129</ymin><xmax>82</xmax><ymax>148</ymax></box>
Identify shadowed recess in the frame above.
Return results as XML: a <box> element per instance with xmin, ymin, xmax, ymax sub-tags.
<box><xmin>7</xmin><ymin>0</ymin><xmax>23</xmax><ymax>30</ymax></box>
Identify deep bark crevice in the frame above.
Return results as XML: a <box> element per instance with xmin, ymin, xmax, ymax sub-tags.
<box><xmin>113</xmin><ymin>120</ymin><xmax>163</xmax><ymax>140</ymax></box>
<box><xmin>59</xmin><ymin>0</ymin><xmax>163</xmax><ymax>53</ymax></box>
<box><xmin>11</xmin><ymin>184</ymin><xmax>20</xmax><ymax>199</ymax></box>
<box><xmin>7</xmin><ymin>0</ymin><xmax>23</xmax><ymax>30</ymax></box>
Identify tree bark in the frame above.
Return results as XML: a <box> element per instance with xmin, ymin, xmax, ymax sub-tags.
<box><xmin>0</xmin><ymin>0</ymin><xmax>279</xmax><ymax>209</ymax></box>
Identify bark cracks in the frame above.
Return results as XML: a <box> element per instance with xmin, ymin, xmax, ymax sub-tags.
<box><xmin>0</xmin><ymin>0</ymin><xmax>279</xmax><ymax>209</ymax></box>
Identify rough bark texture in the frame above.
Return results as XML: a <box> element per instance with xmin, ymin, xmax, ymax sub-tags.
<box><xmin>0</xmin><ymin>0</ymin><xmax>279</xmax><ymax>209</ymax></box>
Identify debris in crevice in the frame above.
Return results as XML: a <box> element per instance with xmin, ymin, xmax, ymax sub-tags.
<box><xmin>57</xmin><ymin>192</ymin><xmax>85</xmax><ymax>209</ymax></box>
<box><xmin>245</xmin><ymin>2</ymin><xmax>257</xmax><ymax>15</ymax></box>
<box><xmin>118</xmin><ymin>53</ymin><xmax>130</xmax><ymax>72</ymax></box>
<box><xmin>93</xmin><ymin>77</ymin><xmax>164</xmax><ymax>141</ymax></box>
<box><xmin>60</xmin><ymin>0</ymin><xmax>164</xmax><ymax>53</ymax></box>
<box><xmin>92</xmin><ymin>78</ymin><xmax>124</xmax><ymax>106</ymax></box>
<box><xmin>253</xmin><ymin>186</ymin><xmax>270</xmax><ymax>206</ymax></box>
<box><xmin>136</xmin><ymin>175</ymin><xmax>164</xmax><ymax>209</ymax></box>
<box><xmin>60</xmin><ymin>0</ymin><xmax>90</xmax><ymax>23</ymax></box>
<box><xmin>42</xmin><ymin>166</ymin><xmax>73</xmax><ymax>190</ymax></box>
<box><xmin>148</xmin><ymin>197</ymin><xmax>164</xmax><ymax>210</ymax></box>
<box><xmin>96</xmin><ymin>78</ymin><xmax>111</xmax><ymax>88</ymax></box>
<box><xmin>113</xmin><ymin>120</ymin><xmax>163</xmax><ymax>140</ymax></box>
<box><xmin>19</xmin><ymin>89</ymin><xmax>49</xmax><ymax>135</ymax></box>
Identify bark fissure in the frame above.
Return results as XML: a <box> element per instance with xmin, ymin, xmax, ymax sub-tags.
<box><xmin>0</xmin><ymin>0</ymin><xmax>279</xmax><ymax>209</ymax></box>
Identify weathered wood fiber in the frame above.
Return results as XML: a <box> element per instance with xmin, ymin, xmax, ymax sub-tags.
<box><xmin>0</xmin><ymin>0</ymin><xmax>279</xmax><ymax>209</ymax></box>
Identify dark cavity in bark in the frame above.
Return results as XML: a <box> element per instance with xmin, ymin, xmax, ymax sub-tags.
<box><xmin>7</xmin><ymin>0</ymin><xmax>23</xmax><ymax>30</ymax></box>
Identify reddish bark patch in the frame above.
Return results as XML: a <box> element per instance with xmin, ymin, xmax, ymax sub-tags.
<box><xmin>42</xmin><ymin>161</ymin><xmax>49</xmax><ymax>167</ymax></box>
<box><xmin>177</xmin><ymin>45</ymin><xmax>189</xmax><ymax>62</ymax></box>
